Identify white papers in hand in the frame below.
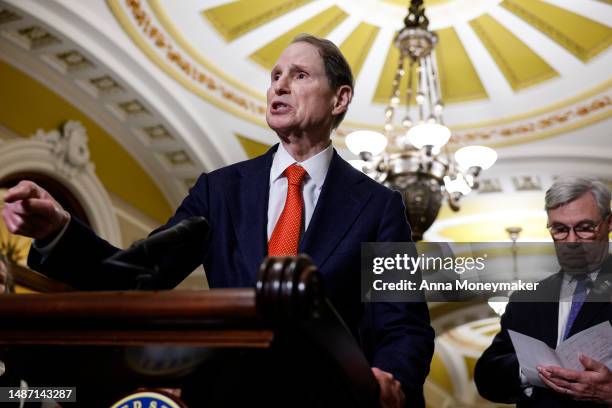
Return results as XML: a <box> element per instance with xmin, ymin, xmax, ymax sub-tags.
<box><xmin>508</xmin><ymin>321</ymin><xmax>612</xmax><ymax>387</ymax></box>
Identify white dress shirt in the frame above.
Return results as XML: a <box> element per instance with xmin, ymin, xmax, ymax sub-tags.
<box><xmin>267</xmin><ymin>142</ymin><xmax>333</xmax><ymax>240</ymax></box>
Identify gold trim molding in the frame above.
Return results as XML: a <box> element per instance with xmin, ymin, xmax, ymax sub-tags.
<box><xmin>108</xmin><ymin>0</ymin><xmax>267</xmax><ymax>127</ymax></box>
<box><xmin>108</xmin><ymin>0</ymin><xmax>612</xmax><ymax>146</ymax></box>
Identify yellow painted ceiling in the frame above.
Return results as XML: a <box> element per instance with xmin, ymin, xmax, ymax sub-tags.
<box><xmin>502</xmin><ymin>0</ymin><xmax>612</xmax><ymax>63</ymax></box>
<box><xmin>250</xmin><ymin>5</ymin><xmax>349</xmax><ymax>70</ymax></box>
<box><xmin>203</xmin><ymin>0</ymin><xmax>313</xmax><ymax>42</ymax></box>
<box><xmin>0</xmin><ymin>60</ymin><xmax>172</xmax><ymax>223</ymax></box>
<box><xmin>373</xmin><ymin>27</ymin><xmax>487</xmax><ymax>105</ymax></box>
<box><xmin>339</xmin><ymin>22</ymin><xmax>380</xmax><ymax>80</ymax></box>
<box><xmin>200</xmin><ymin>0</ymin><xmax>611</xmax><ymax>106</ymax></box>
<box><xmin>470</xmin><ymin>14</ymin><xmax>557</xmax><ymax>91</ymax></box>
<box><xmin>373</xmin><ymin>36</ymin><xmax>406</xmax><ymax>105</ymax></box>
<box><xmin>434</xmin><ymin>27</ymin><xmax>488</xmax><ymax>103</ymax></box>
<box><xmin>236</xmin><ymin>134</ymin><xmax>272</xmax><ymax>158</ymax></box>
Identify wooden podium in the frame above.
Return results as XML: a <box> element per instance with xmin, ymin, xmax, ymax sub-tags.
<box><xmin>0</xmin><ymin>256</ymin><xmax>379</xmax><ymax>407</ymax></box>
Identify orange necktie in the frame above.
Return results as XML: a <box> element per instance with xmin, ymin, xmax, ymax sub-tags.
<box><xmin>268</xmin><ymin>163</ymin><xmax>308</xmax><ymax>256</ymax></box>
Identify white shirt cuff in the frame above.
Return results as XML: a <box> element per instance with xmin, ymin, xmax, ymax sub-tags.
<box><xmin>32</xmin><ymin>219</ymin><xmax>71</xmax><ymax>257</ymax></box>
<box><xmin>519</xmin><ymin>366</ymin><xmax>533</xmax><ymax>397</ymax></box>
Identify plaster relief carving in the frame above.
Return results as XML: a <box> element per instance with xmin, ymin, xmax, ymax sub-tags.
<box><xmin>33</xmin><ymin>120</ymin><xmax>94</xmax><ymax>179</ymax></box>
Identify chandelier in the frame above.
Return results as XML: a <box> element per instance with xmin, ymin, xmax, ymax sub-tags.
<box><xmin>345</xmin><ymin>0</ymin><xmax>497</xmax><ymax>241</ymax></box>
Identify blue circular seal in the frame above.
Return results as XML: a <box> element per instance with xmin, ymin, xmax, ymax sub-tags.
<box><xmin>110</xmin><ymin>391</ymin><xmax>183</xmax><ymax>408</ymax></box>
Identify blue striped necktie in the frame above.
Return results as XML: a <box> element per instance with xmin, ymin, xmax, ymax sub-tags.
<box><xmin>563</xmin><ymin>274</ymin><xmax>589</xmax><ymax>340</ymax></box>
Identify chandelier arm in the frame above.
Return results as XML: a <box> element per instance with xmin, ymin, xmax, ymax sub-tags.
<box><xmin>417</xmin><ymin>62</ymin><xmax>426</xmax><ymax>123</ymax></box>
<box><xmin>425</xmin><ymin>55</ymin><xmax>437</xmax><ymax>121</ymax></box>
<box><xmin>405</xmin><ymin>60</ymin><xmax>415</xmax><ymax>120</ymax></box>
<box><xmin>429</xmin><ymin>49</ymin><xmax>443</xmax><ymax>120</ymax></box>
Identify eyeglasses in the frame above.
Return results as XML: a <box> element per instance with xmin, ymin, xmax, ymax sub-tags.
<box><xmin>547</xmin><ymin>216</ymin><xmax>609</xmax><ymax>241</ymax></box>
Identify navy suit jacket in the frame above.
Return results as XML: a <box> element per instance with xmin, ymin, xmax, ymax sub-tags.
<box><xmin>474</xmin><ymin>256</ymin><xmax>612</xmax><ymax>408</ymax></box>
<box><xmin>29</xmin><ymin>145</ymin><xmax>434</xmax><ymax>406</ymax></box>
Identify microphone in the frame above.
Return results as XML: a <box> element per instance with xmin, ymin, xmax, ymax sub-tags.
<box><xmin>135</xmin><ymin>216</ymin><xmax>209</xmax><ymax>259</ymax></box>
<box><xmin>104</xmin><ymin>216</ymin><xmax>209</xmax><ymax>288</ymax></box>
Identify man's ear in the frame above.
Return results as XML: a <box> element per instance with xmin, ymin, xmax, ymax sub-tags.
<box><xmin>331</xmin><ymin>85</ymin><xmax>353</xmax><ymax>116</ymax></box>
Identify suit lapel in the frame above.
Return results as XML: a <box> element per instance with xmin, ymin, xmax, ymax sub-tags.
<box><xmin>538</xmin><ymin>273</ymin><xmax>563</xmax><ymax>347</ymax></box>
<box><xmin>568</xmin><ymin>256</ymin><xmax>612</xmax><ymax>337</ymax></box>
<box><xmin>299</xmin><ymin>151</ymin><xmax>372</xmax><ymax>270</ymax></box>
<box><xmin>229</xmin><ymin>147</ymin><xmax>275</xmax><ymax>281</ymax></box>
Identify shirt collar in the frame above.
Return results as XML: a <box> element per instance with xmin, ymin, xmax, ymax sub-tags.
<box><xmin>270</xmin><ymin>142</ymin><xmax>334</xmax><ymax>187</ymax></box>
<box><xmin>562</xmin><ymin>270</ymin><xmax>599</xmax><ymax>284</ymax></box>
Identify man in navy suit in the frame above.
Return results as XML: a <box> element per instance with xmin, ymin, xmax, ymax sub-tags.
<box><xmin>475</xmin><ymin>177</ymin><xmax>612</xmax><ymax>407</ymax></box>
<box><xmin>2</xmin><ymin>34</ymin><xmax>434</xmax><ymax>407</ymax></box>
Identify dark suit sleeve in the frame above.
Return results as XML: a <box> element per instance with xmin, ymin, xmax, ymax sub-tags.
<box><xmin>28</xmin><ymin>173</ymin><xmax>211</xmax><ymax>290</ymax></box>
<box><xmin>474</xmin><ymin>301</ymin><xmax>523</xmax><ymax>403</ymax></box>
<box><xmin>362</xmin><ymin>191</ymin><xmax>435</xmax><ymax>406</ymax></box>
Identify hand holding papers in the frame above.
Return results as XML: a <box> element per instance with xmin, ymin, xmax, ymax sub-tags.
<box><xmin>509</xmin><ymin>322</ymin><xmax>612</xmax><ymax>403</ymax></box>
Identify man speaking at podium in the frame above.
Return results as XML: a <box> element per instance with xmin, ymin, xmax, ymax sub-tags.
<box><xmin>2</xmin><ymin>34</ymin><xmax>434</xmax><ymax>407</ymax></box>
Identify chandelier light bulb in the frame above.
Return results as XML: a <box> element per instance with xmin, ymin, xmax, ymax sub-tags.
<box><xmin>385</xmin><ymin>107</ymin><xmax>394</xmax><ymax>118</ymax></box>
<box><xmin>416</xmin><ymin>93</ymin><xmax>425</xmax><ymax>104</ymax></box>
<box><xmin>455</xmin><ymin>145</ymin><xmax>498</xmax><ymax>170</ymax></box>
<box><xmin>391</xmin><ymin>96</ymin><xmax>400</xmax><ymax>106</ymax></box>
<box><xmin>406</xmin><ymin>123</ymin><xmax>451</xmax><ymax>150</ymax></box>
<box><xmin>443</xmin><ymin>174</ymin><xmax>472</xmax><ymax>195</ymax></box>
<box><xmin>345</xmin><ymin>130</ymin><xmax>388</xmax><ymax>156</ymax></box>
<box><xmin>402</xmin><ymin>117</ymin><xmax>413</xmax><ymax>128</ymax></box>
<box><xmin>348</xmin><ymin>159</ymin><xmax>367</xmax><ymax>171</ymax></box>
<box><xmin>465</xmin><ymin>173</ymin><xmax>475</xmax><ymax>187</ymax></box>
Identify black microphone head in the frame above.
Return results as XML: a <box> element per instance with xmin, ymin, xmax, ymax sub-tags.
<box><xmin>143</xmin><ymin>216</ymin><xmax>210</xmax><ymax>255</ymax></box>
<box><xmin>173</xmin><ymin>216</ymin><xmax>209</xmax><ymax>239</ymax></box>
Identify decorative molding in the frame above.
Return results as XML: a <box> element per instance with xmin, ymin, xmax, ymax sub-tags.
<box><xmin>88</xmin><ymin>75</ymin><xmax>125</xmax><ymax>94</ymax></box>
<box><xmin>0</xmin><ymin>0</ymin><xmax>214</xmax><ymax>206</ymax></box>
<box><xmin>117</xmin><ymin>99</ymin><xmax>150</xmax><ymax>116</ymax></box>
<box><xmin>337</xmin><ymin>89</ymin><xmax>612</xmax><ymax>149</ymax></box>
<box><xmin>477</xmin><ymin>178</ymin><xmax>502</xmax><ymax>194</ymax></box>
<box><xmin>512</xmin><ymin>175</ymin><xmax>541</xmax><ymax>191</ymax></box>
<box><xmin>107</xmin><ymin>0</ymin><xmax>267</xmax><ymax>127</ymax></box>
<box><xmin>5</xmin><ymin>25</ymin><xmax>61</xmax><ymax>49</ymax></box>
<box><xmin>107</xmin><ymin>0</ymin><xmax>611</xmax><ymax>146</ymax></box>
<box><xmin>0</xmin><ymin>124</ymin><xmax>122</xmax><ymax>245</ymax></box>
<box><xmin>32</xmin><ymin>120</ymin><xmax>94</xmax><ymax>179</ymax></box>
<box><xmin>52</xmin><ymin>49</ymin><xmax>95</xmax><ymax>72</ymax></box>
<box><xmin>142</xmin><ymin>124</ymin><xmax>173</xmax><ymax>141</ymax></box>
<box><xmin>162</xmin><ymin>150</ymin><xmax>193</xmax><ymax>166</ymax></box>
<box><xmin>0</xmin><ymin>7</ymin><xmax>20</xmax><ymax>24</ymax></box>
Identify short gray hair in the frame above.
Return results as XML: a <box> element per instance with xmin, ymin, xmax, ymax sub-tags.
<box><xmin>291</xmin><ymin>33</ymin><xmax>354</xmax><ymax>129</ymax></box>
<box><xmin>545</xmin><ymin>176</ymin><xmax>611</xmax><ymax>218</ymax></box>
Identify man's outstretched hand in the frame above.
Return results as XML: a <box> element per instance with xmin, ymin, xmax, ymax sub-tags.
<box><xmin>2</xmin><ymin>180</ymin><xmax>70</xmax><ymax>241</ymax></box>
<box><xmin>372</xmin><ymin>367</ymin><xmax>406</xmax><ymax>408</ymax></box>
<box><xmin>538</xmin><ymin>354</ymin><xmax>612</xmax><ymax>404</ymax></box>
